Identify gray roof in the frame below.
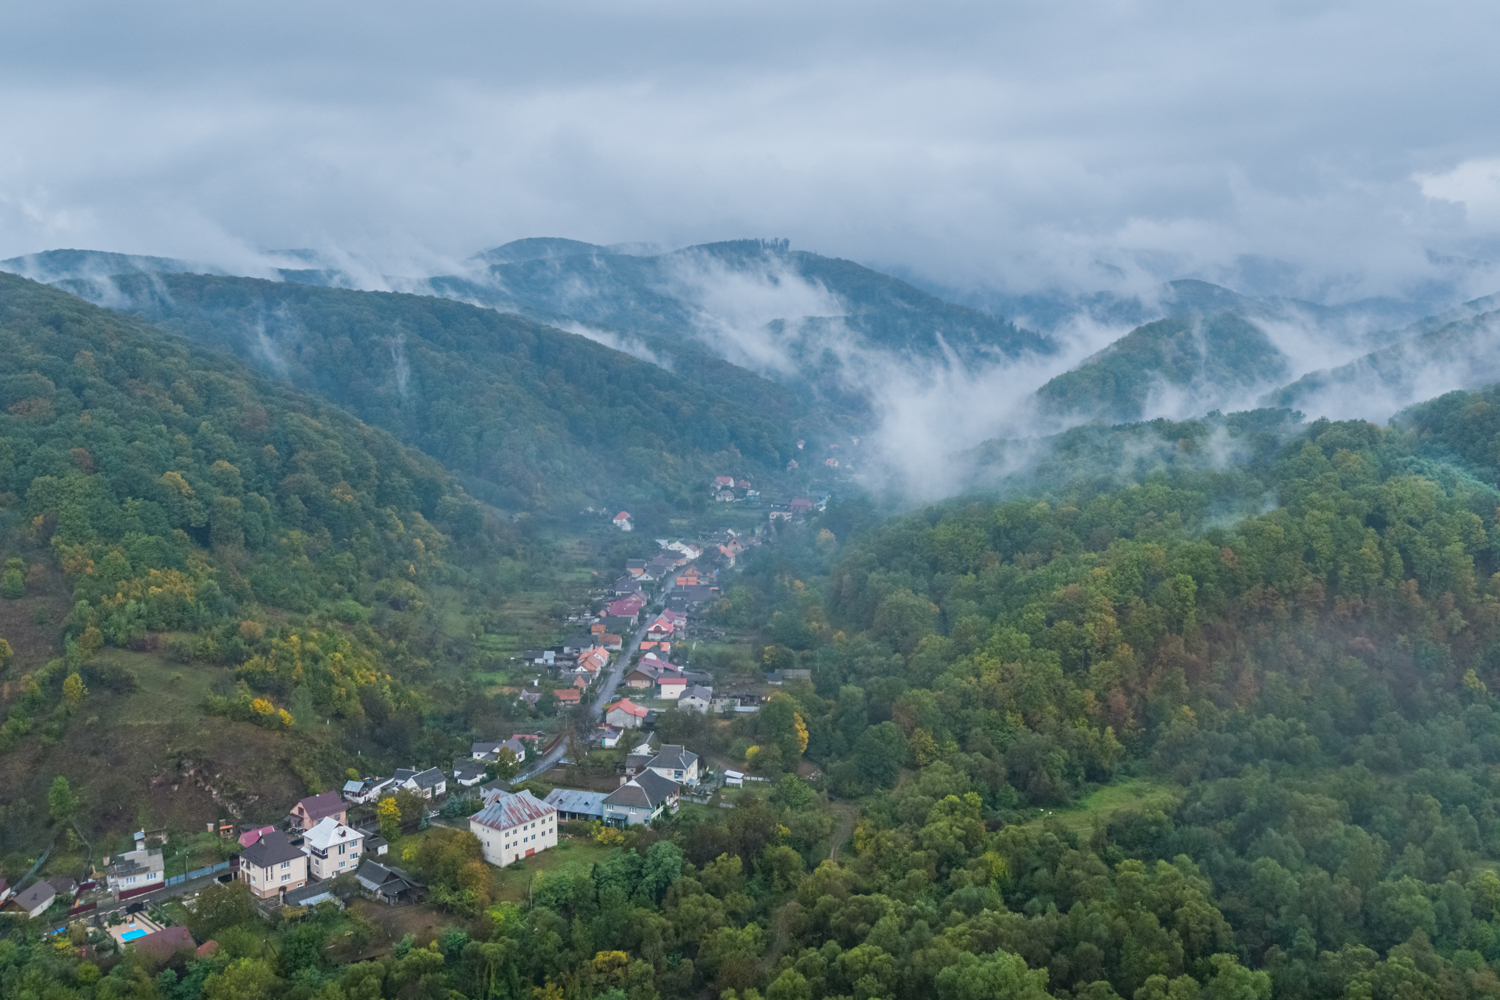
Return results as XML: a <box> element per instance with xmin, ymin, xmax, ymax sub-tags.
<box><xmin>636</xmin><ymin>769</ymin><xmax>680</xmax><ymax>802</ymax></box>
<box><xmin>356</xmin><ymin>860</ymin><xmax>423</xmax><ymax>895</ymax></box>
<box><xmin>543</xmin><ymin>788</ymin><xmax>609</xmax><ymax>817</ymax></box>
<box><xmin>106</xmin><ymin>848</ymin><xmax>163</xmax><ymax>879</ymax></box>
<box><xmin>649</xmin><ymin>745</ymin><xmax>699</xmax><ymax>771</ymax></box>
<box><xmin>239</xmin><ymin>831</ymin><xmax>305</xmax><ymax>869</ymax></box>
<box><xmin>453</xmin><ymin>758</ymin><xmax>487</xmax><ymax>779</ymax></box>
<box><xmin>680</xmin><ymin>685</ymin><xmax>714</xmax><ymax>701</ymax></box>
<box><xmin>283</xmin><ymin>882</ymin><xmax>341</xmax><ymax>907</ymax></box>
<box><xmin>14</xmin><ymin>882</ymin><xmax>55</xmax><ymax>912</ymax></box>
<box><xmin>607</xmin><ymin>769</ymin><xmax>680</xmax><ymax>810</ymax></box>
<box><xmin>603</xmin><ymin>781</ymin><xmax>653</xmax><ymax>810</ymax></box>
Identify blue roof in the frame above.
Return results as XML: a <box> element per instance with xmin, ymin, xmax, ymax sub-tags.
<box><xmin>543</xmin><ymin>788</ymin><xmax>608</xmax><ymax>816</ymax></box>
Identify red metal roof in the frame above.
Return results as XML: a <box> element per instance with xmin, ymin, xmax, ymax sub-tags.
<box><xmin>470</xmin><ymin>790</ymin><xmax>555</xmax><ymax>831</ymax></box>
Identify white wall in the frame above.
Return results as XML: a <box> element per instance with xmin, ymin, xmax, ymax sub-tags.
<box><xmin>472</xmin><ymin>812</ymin><xmax>557</xmax><ymax>867</ymax></box>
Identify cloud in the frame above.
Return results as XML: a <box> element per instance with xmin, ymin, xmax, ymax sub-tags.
<box><xmin>1</xmin><ymin>1</ymin><xmax>1499</xmax><ymax>306</ymax></box>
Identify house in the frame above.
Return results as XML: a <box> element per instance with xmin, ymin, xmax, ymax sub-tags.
<box><xmin>473</xmin><ymin>736</ymin><xmax>530</xmax><ymax>763</ymax></box>
<box><xmin>238</xmin><ymin>831</ymin><xmax>309</xmax><ymax>900</ymax></box>
<box><xmin>658</xmin><ymin>675</ymin><xmax>687</xmax><ymax>700</ymax></box>
<box><xmin>519</xmin><ymin>686</ymin><xmax>542</xmax><ymax>706</ymax></box>
<box><xmin>13</xmin><ymin>882</ymin><xmax>55</xmax><ymax>918</ymax></box>
<box><xmin>344</xmin><ymin>777</ymin><xmax>397</xmax><ymax>804</ymax></box>
<box><xmin>355</xmin><ymin>861</ymin><xmax>425</xmax><ymax>905</ymax></box>
<box><xmin>715</xmin><ymin>490</ymin><xmax>735</xmax><ymax>502</ymax></box>
<box><xmin>625</xmin><ymin>663</ymin><xmax>660</xmax><ymax>689</ymax></box>
<box><xmin>284</xmin><ymin>880</ymin><xmax>345</xmax><ymax>909</ymax></box>
<box><xmin>302</xmin><ymin>817</ymin><xmax>365</xmax><ymax>881</ymax></box>
<box><xmin>237</xmin><ymin>825</ymin><xmax>277</xmax><ymax>849</ymax></box>
<box><xmin>790</xmin><ymin>497</ymin><xmax>815</xmax><ymax>514</ymax></box>
<box><xmin>613</xmin><ymin>511</ymin><xmax>633</xmax><ymax>531</ymax></box>
<box><xmin>602</xmin><ymin>770</ymin><xmax>680</xmax><ymax>826</ymax></box>
<box><xmin>365</xmin><ymin>835</ymin><xmax>389</xmax><ymax>857</ymax></box>
<box><xmin>132</xmin><ymin>926</ymin><xmax>197</xmax><ymax>963</ymax></box>
<box><xmin>612</xmin><ymin>575</ymin><xmax>642</xmax><ymax>597</ymax></box>
<box><xmin>601</xmin><ymin>633</ymin><xmax>623</xmax><ymax>651</ymax></box>
<box><xmin>647</xmin><ymin>745</ymin><xmax>701</xmax><ymax>786</ymax></box>
<box><xmin>555</xmin><ymin>687</ymin><xmax>582</xmax><ymax>706</ymax></box>
<box><xmin>724</xmin><ymin>770</ymin><xmax>745</xmax><ymax>788</ymax></box>
<box><xmin>597</xmin><ymin>725</ymin><xmax>623</xmax><ymax>748</ymax></box>
<box><xmin>543</xmin><ymin>787</ymin><xmax>609</xmax><ymax>822</ymax></box>
<box><xmin>679</xmin><ymin>685</ymin><xmax>714</xmax><ymax>713</ymax></box>
<box><xmin>605</xmin><ymin>698</ymin><xmax>649</xmax><ymax>729</ymax></box>
<box><xmin>452</xmin><ymin>758</ymin><xmax>489</xmax><ymax>787</ymax></box>
<box><xmin>714</xmin><ymin>476</ymin><xmax>735</xmax><ymax>488</ymax></box>
<box><xmin>625</xmin><ymin>559</ymin><xmax>648</xmax><ymax>577</ymax></box>
<box><xmin>105</xmin><ymin>847</ymin><xmax>165</xmax><ymax>894</ymax></box>
<box><xmin>470</xmin><ymin>791</ymin><xmax>557</xmax><ymax>866</ymax></box>
<box><xmin>608</xmin><ymin>594</ymin><xmax>647</xmax><ymax>619</ymax></box>
<box><xmin>47</xmin><ymin>877</ymin><xmax>78</xmax><ymax>899</ymax></box>
<box><xmin>391</xmin><ymin>767</ymin><xmax>447</xmax><ymax>800</ymax></box>
<box><xmin>289</xmin><ymin>792</ymin><xmax>347</xmax><ymax>831</ymax></box>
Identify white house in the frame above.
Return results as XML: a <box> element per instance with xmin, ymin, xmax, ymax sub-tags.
<box><xmin>105</xmin><ymin>847</ymin><xmax>165</xmax><ymax>894</ymax></box>
<box><xmin>646</xmin><ymin>745</ymin><xmax>700</xmax><ymax>786</ymax></box>
<box><xmin>679</xmin><ymin>685</ymin><xmax>714</xmax><ymax>713</ymax></box>
<box><xmin>13</xmin><ymin>882</ymin><xmax>55</xmax><ymax>918</ymax></box>
<box><xmin>613</xmin><ymin>511</ymin><xmax>633</xmax><ymax>531</ymax></box>
<box><xmin>658</xmin><ymin>676</ymin><xmax>687</xmax><ymax>700</ymax></box>
<box><xmin>470</xmin><ymin>790</ymin><xmax>557</xmax><ymax>866</ymax></box>
<box><xmin>301</xmin><ymin>816</ymin><xmax>365</xmax><ymax>881</ymax></box>
<box><xmin>602</xmin><ymin>770</ymin><xmax>680</xmax><ymax>826</ymax></box>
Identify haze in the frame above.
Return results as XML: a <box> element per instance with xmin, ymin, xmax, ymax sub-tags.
<box><xmin>4</xmin><ymin>0</ymin><xmax>1500</xmax><ymax>304</ymax></box>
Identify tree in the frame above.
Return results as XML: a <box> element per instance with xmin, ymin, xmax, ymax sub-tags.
<box><xmin>378</xmin><ymin>796</ymin><xmax>402</xmax><ymax>841</ymax></box>
<box><xmin>1</xmin><ymin>558</ymin><xmax>24</xmax><ymax>599</ymax></box>
<box><xmin>63</xmin><ymin>672</ymin><xmax>87</xmax><ymax>709</ymax></box>
<box><xmin>47</xmin><ymin>776</ymin><xmax>78</xmax><ymax>824</ymax></box>
<box><xmin>488</xmin><ymin>746</ymin><xmax>521</xmax><ymax>781</ymax></box>
<box><xmin>186</xmin><ymin>881</ymin><xmax>258</xmax><ymax>939</ymax></box>
<box><xmin>854</xmin><ymin>722</ymin><xmax>908</xmax><ymax>788</ymax></box>
<box><xmin>0</xmin><ymin>637</ymin><xmax>11</xmax><ymax>671</ymax></box>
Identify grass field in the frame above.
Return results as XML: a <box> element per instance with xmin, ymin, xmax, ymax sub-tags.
<box><xmin>1019</xmin><ymin>778</ymin><xmax>1180</xmax><ymax>838</ymax></box>
<box><xmin>492</xmin><ymin>837</ymin><xmax>620</xmax><ymax>903</ymax></box>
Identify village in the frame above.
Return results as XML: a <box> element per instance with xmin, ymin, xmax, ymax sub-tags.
<box><xmin>0</xmin><ymin>474</ymin><xmax>829</xmax><ymax>961</ymax></box>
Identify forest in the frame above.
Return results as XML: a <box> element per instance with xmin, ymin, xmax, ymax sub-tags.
<box><xmin>11</xmin><ymin>267</ymin><xmax>1500</xmax><ymax>998</ymax></box>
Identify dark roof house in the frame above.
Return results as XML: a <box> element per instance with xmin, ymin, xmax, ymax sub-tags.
<box><xmin>355</xmin><ymin>861</ymin><xmax>425</xmax><ymax>905</ymax></box>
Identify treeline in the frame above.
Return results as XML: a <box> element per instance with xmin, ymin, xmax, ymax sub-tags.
<box><xmin>75</xmin><ymin>273</ymin><xmax>820</xmax><ymax>510</ymax></box>
<box><xmin>0</xmin><ymin>274</ymin><xmax>526</xmax><ymax>845</ymax></box>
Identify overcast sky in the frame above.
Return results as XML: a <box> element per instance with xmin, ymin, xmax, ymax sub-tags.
<box><xmin>3</xmin><ymin>0</ymin><xmax>1499</xmax><ymax>302</ymax></box>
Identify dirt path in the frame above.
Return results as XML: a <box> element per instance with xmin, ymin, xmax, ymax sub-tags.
<box><xmin>828</xmin><ymin>802</ymin><xmax>858</xmax><ymax>864</ymax></box>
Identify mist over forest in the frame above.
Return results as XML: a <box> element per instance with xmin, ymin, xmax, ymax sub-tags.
<box><xmin>7</xmin><ymin>3</ymin><xmax>1500</xmax><ymax>999</ymax></box>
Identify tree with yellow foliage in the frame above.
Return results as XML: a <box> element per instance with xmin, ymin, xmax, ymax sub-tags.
<box><xmin>62</xmin><ymin>672</ymin><xmax>87</xmax><ymax>710</ymax></box>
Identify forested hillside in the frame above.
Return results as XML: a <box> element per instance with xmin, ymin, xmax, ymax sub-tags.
<box><xmin>63</xmin><ymin>273</ymin><xmax>821</xmax><ymax>509</ymax></box>
<box><xmin>1034</xmin><ymin>311</ymin><xmax>1290</xmax><ymax>425</ymax></box>
<box><xmin>0</xmin><ymin>273</ymin><xmax>529</xmax><ymax>851</ymax></box>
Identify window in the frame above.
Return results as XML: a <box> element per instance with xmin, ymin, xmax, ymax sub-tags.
<box><xmin>281</xmin><ymin>861</ymin><xmax>290</xmax><ymax>869</ymax></box>
<box><xmin>126</xmin><ymin>876</ymin><xmax>136</xmax><ymax>885</ymax></box>
<box><xmin>282</xmin><ymin>873</ymin><xmax>290</xmax><ymax>882</ymax></box>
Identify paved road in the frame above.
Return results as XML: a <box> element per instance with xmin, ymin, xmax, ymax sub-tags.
<box><xmin>517</xmin><ymin>581</ymin><xmax>672</xmax><ymax>780</ymax></box>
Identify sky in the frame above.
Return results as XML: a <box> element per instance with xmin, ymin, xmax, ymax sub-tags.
<box><xmin>4</xmin><ymin>0</ymin><xmax>1500</xmax><ymax>303</ymax></box>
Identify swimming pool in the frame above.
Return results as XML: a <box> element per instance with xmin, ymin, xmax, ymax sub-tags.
<box><xmin>120</xmin><ymin>928</ymin><xmax>147</xmax><ymax>942</ymax></box>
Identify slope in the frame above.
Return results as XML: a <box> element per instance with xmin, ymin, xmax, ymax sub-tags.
<box><xmin>0</xmin><ymin>273</ymin><xmax>514</xmax><ymax>854</ymax></box>
<box><xmin>1268</xmin><ymin>307</ymin><xmax>1500</xmax><ymax>419</ymax></box>
<box><xmin>1034</xmin><ymin>310</ymin><xmax>1290</xmax><ymax>424</ymax></box>
<box><xmin>57</xmin><ymin>272</ymin><xmax>823</xmax><ymax>510</ymax></box>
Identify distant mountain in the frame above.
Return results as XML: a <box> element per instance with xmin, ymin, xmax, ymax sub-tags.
<box><xmin>58</xmin><ymin>272</ymin><xmax>830</xmax><ymax>510</ymax></box>
<box><xmin>1034</xmin><ymin>310</ymin><xmax>1290</xmax><ymax>425</ymax></box>
<box><xmin>1267</xmin><ymin>307</ymin><xmax>1500</xmax><ymax>420</ymax></box>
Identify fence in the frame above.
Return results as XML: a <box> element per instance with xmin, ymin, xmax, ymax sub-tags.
<box><xmin>166</xmin><ymin>861</ymin><xmax>232</xmax><ymax>887</ymax></box>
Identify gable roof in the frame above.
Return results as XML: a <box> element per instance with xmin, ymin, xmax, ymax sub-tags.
<box><xmin>132</xmin><ymin>925</ymin><xmax>196</xmax><ymax>961</ymax></box>
<box><xmin>237</xmin><ymin>825</ymin><xmax>276</xmax><ymax>849</ymax></box>
<box><xmin>606</xmin><ymin>698</ymin><xmax>648</xmax><ymax>718</ymax></box>
<box><xmin>470</xmin><ymin>790</ymin><xmax>554</xmax><ymax>831</ymax></box>
<box><xmin>681</xmin><ymin>685</ymin><xmax>714</xmax><ymax>701</ymax></box>
<box><xmin>556</xmin><ymin>688</ymin><xmax>582</xmax><ymax>703</ymax></box>
<box><xmin>14</xmin><ymin>882</ymin><xmax>54</xmax><ymax>912</ymax></box>
<box><xmin>107</xmin><ymin>847</ymin><xmax>164</xmax><ymax>878</ymax></box>
<box><xmin>453</xmin><ymin>758</ymin><xmax>488</xmax><ymax>780</ymax></box>
<box><xmin>303</xmin><ymin>816</ymin><xmax>362</xmax><ymax>852</ymax></box>
<box><xmin>543</xmin><ymin>788</ymin><xmax>609</xmax><ymax>815</ymax></box>
<box><xmin>294</xmin><ymin>791</ymin><xmax>345</xmax><ymax>821</ymax></box>
<box><xmin>239</xmin><ymin>831</ymin><xmax>305</xmax><ymax>869</ymax></box>
<box><xmin>636</xmin><ymin>769</ymin><xmax>681</xmax><ymax>802</ymax></box>
<box><xmin>356</xmin><ymin>860</ymin><xmax>424</xmax><ymax>894</ymax></box>
<box><xmin>649</xmin><ymin>745</ymin><xmax>699</xmax><ymax>771</ymax></box>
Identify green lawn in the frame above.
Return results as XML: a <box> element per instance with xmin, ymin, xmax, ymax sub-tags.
<box><xmin>1020</xmin><ymin>778</ymin><xmax>1180</xmax><ymax>837</ymax></box>
<box><xmin>492</xmin><ymin>838</ymin><xmax>620</xmax><ymax>903</ymax></box>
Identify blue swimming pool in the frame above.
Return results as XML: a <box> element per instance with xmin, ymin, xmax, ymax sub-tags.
<box><xmin>120</xmin><ymin>928</ymin><xmax>147</xmax><ymax>942</ymax></box>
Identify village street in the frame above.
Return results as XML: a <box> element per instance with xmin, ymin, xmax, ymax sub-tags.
<box><xmin>516</xmin><ymin>579</ymin><xmax>675</xmax><ymax>780</ymax></box>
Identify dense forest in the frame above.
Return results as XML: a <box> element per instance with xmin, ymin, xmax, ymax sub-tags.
<box><xmin>66</xmin><ymin>273</ymin><xmax>822</xmax><ymax>510</ymax></box>
<box><xmin>0</xmin><ymin>273</ymin><xmax>550</xmax><ymax>852</ymax></box>
<box><xmin>16</xmin><ymin>266</ymin><xmax>1500</xmax><ymax>998</ymax></box>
